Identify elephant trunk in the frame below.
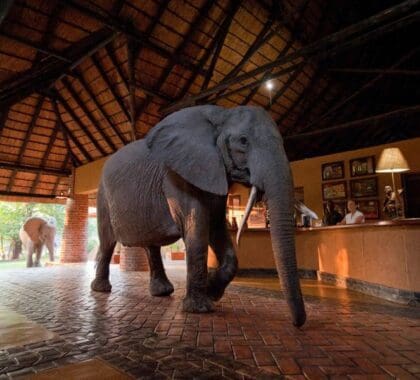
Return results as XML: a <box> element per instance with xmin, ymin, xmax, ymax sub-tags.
<box><xmin>264</xmin><ymin>167</ymin><xmax>306</xmax><ymax>327</ymax></box>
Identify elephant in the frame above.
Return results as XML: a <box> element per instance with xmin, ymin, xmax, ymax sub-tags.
<box><xmin>91</xmin><ymin>105</ymin><xmax>307</xmax><ymax>327</ymax></box>
<box><xmin>19</xmin><ymin>216</ymin><xmax>56</xmax><ymax>267</ymax></box>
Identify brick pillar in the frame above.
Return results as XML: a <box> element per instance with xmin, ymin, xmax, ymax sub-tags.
<box><xmin>120</xmin><ymin>246</ymin><xmax>149</xmax><ymax>271</ymax></box>
<box><xmin>60</xmin><ymin>194</ymin><xmax>89</xmax><ymax>263</ymax></box>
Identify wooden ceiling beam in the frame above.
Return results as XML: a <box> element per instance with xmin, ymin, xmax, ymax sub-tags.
<box><xmin>162</xmin><ymin>0</ymin><xmax>420</xmax><ymax>114</ymax></box>
<box><xmin>201</xmin><ymin>2</ymin><xmax>238</xmax><ymax>91</ymax></box>
<box><xmin>30</xmin><ymin>123</ymin><xmax>60</xmax><ymax>193</ymax></box>
<box><xmin>127</xmin><ymin>37</ymin><xmax>139</xmax><ymax>141</ymax></box>
<box><xmin>230</xmin><ymin>0</ymin><xmax>310</xmax><ymax>105</ymax></box>
<box><xmin>277</xmin><ymin>68</ymin><xmax>324</xmax><ymax>127</ymax></box>
<box><xmin>56</xmin><ymin>91</ymin><xmax>107</xmax><ymax>156</ymax></box>
<box><xmin>58</xmin><ymin>0</ymin><xmax>206</xmax><ymax>76</ymax></box>
<box><xmin>0</xmin><ymin>28</ymin><xmax>118</xmax><ymax>108</ymax></box>
<box><xmin>0</xmin><ymin>0</ymin><xmax>14</xmax><ymax>26</ymax></box>
<box><xmin>0</xmin><ymin>191</ymin><xmax>57</xmax><ymax>199</ymax></box>
<box><xmin>71</xmin><ymin>70</ymin><xmax>127</xmax><ymax>144</ymax></box>
<box><xmin>61</xmin><ymin>77</ymin><xmax>117</xmax><ymax>152</ymax></box>
<box><xmin>90</xmin><ymin>54</ymin><xmax>131</xmax><ymax>122</ymax></box>
<box><xmin>16</xmin><ymin>95</ymin><xmax>45</xmax><ymax>163</ymax></box>
<box><xmin>52</xmin><ymin>97</ymin><xmax>92</xmax><ymax>163</ymax></box>
<box><xmin>164</xmin><ymin>0</ymin><xmax>241</xmax><ymax>109</ymax></box>
<box><xmin>328</xmin><ymin>68</ymin><xmax>420</xmax><ymax>75</ymax></box>
<box><xmin>0</xmin><ymin>31</ymin><xmax>71</xmax><ymax>62</ymax></box>
<box><xmin>285</xmin><ymin>105</ymin><xmax>420</xmax><ymax>140</ymax></box>
<box><xmin>305</xmin><ymin>48</ymin><xmax>419</xmax><ymax>130</ymax></box>
<box><xmin>0</xmin><ymin>162</ymin><xmax>71</xmax><ymax>177</ymax></box>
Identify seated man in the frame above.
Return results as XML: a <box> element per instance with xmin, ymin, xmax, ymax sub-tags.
<box><xmin>323</xmin><ymin>200</ymin><xmax>343</xmax><ymax>226</ymax></box>
<box><xmin>339</xmin><ymin>200</ymin><xmax>365</xmax><ymax>225</ymax></box>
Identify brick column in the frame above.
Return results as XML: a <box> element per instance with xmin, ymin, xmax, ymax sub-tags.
<box><xmin>60</xmin><ymin>194</ymin><xmax>89</xmax><ymax>263</ymax></box>
<box><xmin>120</xmin><ymin>246</ymin><xmax>149</xmax><ymax>271</ymax></box>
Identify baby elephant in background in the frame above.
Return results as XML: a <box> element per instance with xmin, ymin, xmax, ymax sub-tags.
<box><xmin>19</xmin><ymin>217</ymin><xmax>56</xmax><ymax>267</ymax></box>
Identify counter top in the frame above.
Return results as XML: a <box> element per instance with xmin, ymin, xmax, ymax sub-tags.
<box><xmin>230</xmin><ymin>218</ymin><xmax>420</xmax><ymax>233</ymax></box>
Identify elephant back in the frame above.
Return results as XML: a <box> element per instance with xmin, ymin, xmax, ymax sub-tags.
<box><xmin>22</xmin><ymin>217</ymin><xmax>47</xmax><ymax>244</ymax></box>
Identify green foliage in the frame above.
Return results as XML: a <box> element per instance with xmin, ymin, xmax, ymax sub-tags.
<box><xmin>87</xmin><ymin>217</ymin><xmax>99</xmax><ymax>253</ymax></box>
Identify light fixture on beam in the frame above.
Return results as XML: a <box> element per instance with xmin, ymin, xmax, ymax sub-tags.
<box><xmin>265</xmin><ymin>80</ymin><xmax>274</xmax><ymax>105</ymax></box>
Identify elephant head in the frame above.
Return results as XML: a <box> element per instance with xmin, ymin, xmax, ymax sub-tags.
<box><xmin>23</xmin><ymin>216</ymin><xmax>56</xmax><ymax>261</ymax></box>
<box><xmin>146</xmin><ymin>105</ymin><xmax>306</xmax><ymax>327</ymax></box>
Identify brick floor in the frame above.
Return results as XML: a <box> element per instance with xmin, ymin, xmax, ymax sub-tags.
<box><xmin>0</xmin><ymin>263</ymin><xmax>419</xmax><ymax>379</ymax></box>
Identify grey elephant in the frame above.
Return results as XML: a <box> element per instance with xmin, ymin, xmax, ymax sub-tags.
<box><xmin>91</xmin><ymin>105</ymin><xmax>307</xmax><ymax>327</ymax></box>
<box><xmin>19</xmin><ymin>216</ymin><xmax>56</xmax><ymax>267</ymax></box>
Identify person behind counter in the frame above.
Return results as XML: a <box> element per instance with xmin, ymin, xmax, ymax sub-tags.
<box><xmin>322</xmin><ymin>200</ymin><xmax>343</xmax><ymax>226</ymax></box>
<box><xmin>339</xmin><ymin>199</ymin><xmax>365</xmax><ymax>225</ymax></box>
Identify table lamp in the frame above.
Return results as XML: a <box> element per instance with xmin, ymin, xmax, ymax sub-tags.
<box><xmin>376</xmin><ymin>147</ymin><xmax>410</xmax><ymax>217</ymax></box>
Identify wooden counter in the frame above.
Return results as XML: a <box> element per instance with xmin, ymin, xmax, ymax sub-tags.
<box><xmin>208</xmin><ymin>219</ymin><xmax>420</xmax><ymax>304</ymax></box>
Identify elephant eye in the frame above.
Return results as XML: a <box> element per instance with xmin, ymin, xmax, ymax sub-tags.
<box><xmin>239</xmin><ymin>136</ymin><xmax>248</xmax><ymax>146</ymax></box>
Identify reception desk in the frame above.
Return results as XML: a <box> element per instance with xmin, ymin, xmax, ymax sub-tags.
<box><xmin>209</xmin><ymin>220</ymin><xmax>420</xmax><ymax>305</ymax></box>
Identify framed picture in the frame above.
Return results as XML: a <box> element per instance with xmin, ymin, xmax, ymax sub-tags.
<box><xmin>322</xmin><ymin>161</ymin><xmax>345</xmax><ymax>181</ymax></box>
<box><xmin>350</xmin><ymin>156</ymin><xmax>375</xmax><ymax>177</ymax></box>
<box><xmin>357</xmin><ymin>200</ymin><xmax>379</xmax><ymax>219</ymax></box>
<box><xmin>350</xmin><ymin>177</ymin><xmax>378</xmax><ymax>198</ymax></box>
<box><xmin>322</xmin><ymin>181</ymin><xmax>347</xmax><ymax>200</ymax></box>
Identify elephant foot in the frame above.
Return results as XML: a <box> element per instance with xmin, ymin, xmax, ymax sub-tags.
<box><xmin>182</xmin><ymin>295</ymin><xmax>214</xmax><ymax>313</ymax></box>
<box><xmin>149</xmin><ymin>277</ymin><xmax>174</xmax><ymax>297</ymax></box>
<box><xmin>206</xmin><ymin>270</ymin><xmax>228</xmax><ymax>301</ymax></box>
<box><xmin>91</xmin><ymin>278</ymin><xmax>112</xmax><ymax>292</ymax></box>
<box><xmin>34</xmin><ymin>262</ymin><xmax>41</xmax><ymax>268</ymax></box>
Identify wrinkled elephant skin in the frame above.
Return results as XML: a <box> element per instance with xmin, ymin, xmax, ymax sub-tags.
<box><xmin>91</xmin><ymin>105</ymin><xmax>306</xmax><ymax>327</ymax></box>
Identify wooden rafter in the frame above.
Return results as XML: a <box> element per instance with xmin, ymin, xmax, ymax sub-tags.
<box><xmin>0</xmin><ymin>0</ymin><xmax>14</xmax><ymax>26</ymax></box>
<box><xmin>0</xmin><ymin>162</ymin><xmax>70</xmax><ymax>177</ymax></box>
<box><xmin>6</xmin><ymin>96</ymin><xmax>44</xmax><ymax>192</ymax></box>
<box><xmin>61</xmin><ymin>77</ymin><xmax>117</xmax><ymax>152</ymax></box>
<box><xmin>52</xmin><ymin>97</ymin><xmax>92</xmax><ymax>164</ymax></box>
<box><xmin>162</xmin><ymin>0</ymin><xmax>420</xmax><ymax>114</ymax></box>
<box><xmin>229</xmin><ymin>0</ymin><xmax>310</xmax><ymax>106</ymax></box>
<box><xmin>70</xmin><ymin>70</ymin><xmax>127</xmax><ymax>144</ymax></box>
<box><xmin>56</xmin><ymin>91</ymin><xmax>107</xmax><ymax>156</ymax></box>
<box><xmin>127</xmin><ymin>37</ymin><xmax>139</xmax><ymax>141</ymax></box>
<box><xmin>164</xmin><ymin>0</ymin><xmax>242</xmax><ymax>109</ymax></box>
<box><xmin>285</xmin><ymin>105</ymin><xmax>420</xmax><ymax>140</ymax></box>
<box><xmin>329</xmin><ymin>68</ymin><xmax>420</xmax><ymax>76</ymax></box>
<box><xmin>90</xmin><ymin>54</ymin><xmax>131</xmax><ymax>122</ymax></box>
<box><xmin>303</xmin><ymin>48</ymin><xmax>419</xmax><ymax>131</ymax></box>
<box><xmin>30</xmin><ymin>121</ymin><xmax>61</xmax><ymax>193</ymax></box>
<box><xmin>276</xmin><ymin>68</ymin><xmax>324</xmax><ymax>127</ymax></box>
<box><xmin>0</xmin><ymin>28</ymin><xmax>118</xmax><ymax>108</ymax></box>
<box><xmin>201</xmin><ymin>1</ymin><xmax>238</xmax><ymax>91</ymax></box>
<box><xmin>58</xmin><ymin>0</ymin><xmax>207</xmax><ymax>76</ymax></box>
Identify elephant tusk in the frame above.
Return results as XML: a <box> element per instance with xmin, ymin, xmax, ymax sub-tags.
<box><xmin>236</xmin><ymin>185</ymin><xmax>258</xmax><ymax>246</ymax></box>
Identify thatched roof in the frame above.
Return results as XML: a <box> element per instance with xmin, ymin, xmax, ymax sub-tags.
<box><xmin>0</xmin><ymin>0</ymin><xmax>419</xmax><ymax>199</ymax></box>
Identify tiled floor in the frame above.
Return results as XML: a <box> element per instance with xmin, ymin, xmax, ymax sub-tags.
<box><xmin>0</xmin><ymin>263</ymin><xmax>419</xmax><ymax>379</ymax></box>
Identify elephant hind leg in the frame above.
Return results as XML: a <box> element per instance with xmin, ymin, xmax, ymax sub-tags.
<box><xmin>91</xmin><ymin>189</ymin><xmax>116</xmax><ymax>293</ymax></box>
<box><xmin>147</xmin><ymin>246</ymin><xmax>174</xmax><ymax>297</ymax></box>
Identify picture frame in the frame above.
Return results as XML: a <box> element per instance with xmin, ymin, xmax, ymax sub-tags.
<box><xmin>322</xmin><ymin>161</ymin><xmax>345</xmax><ymax>181</ymax></box>
<box><xmin>357</xmin><ymin>200</ymin><xmax>380</xmax><ymax>219</ymax></box>
<box><xmin>350</xmin><ymin>156</ymin><xmax>375</xmax><ymax>177</ymax></box>
<box><xmin>322</xmin><ymin>181</ymin><xmax>347</xmax><ymax>200</ymax></box>
<box><xmin>350</xmin><ymin>177</ymin><xmax>378</xmax><ymax>198</ymax></box>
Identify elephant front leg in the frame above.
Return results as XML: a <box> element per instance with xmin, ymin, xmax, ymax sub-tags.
<box><xmin>34</xmin><ymin>245</ymin><xmax>42</xmax><ymax>267</ymax></box>
<box><xmin>182</xmin><ymin>215</ymin><xmax>214</xmax><ymax>313</ymax></box>
<box><xmin>207</xmin><ymin>225</ymin><xmax>238</xmax><ymax>301</ymax></box>
<box><xmin>147</xmin><ymin>246</ymin><xmax>174</xmax><ymax>296</ymax></box>
<box><xmin>26</xmin><ymin>243</ymin><xmax>34</xmax><ymax>268</ymax></box>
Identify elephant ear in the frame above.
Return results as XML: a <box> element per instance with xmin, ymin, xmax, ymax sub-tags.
<box><xmin>23</xmin><ymin>217</ymin><xmax>46</xmax><ymax>243</ymax></box>
<box><xmin>146</xmin><ymin>106</ymin><xmax>228</xmax><ymax>195</ymax></box>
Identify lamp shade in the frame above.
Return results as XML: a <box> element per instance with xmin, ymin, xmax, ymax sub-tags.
<box><xmin>376</xmin><ymin>147</ymin><xmax>410</xmax><ymax>173</ymax></box>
